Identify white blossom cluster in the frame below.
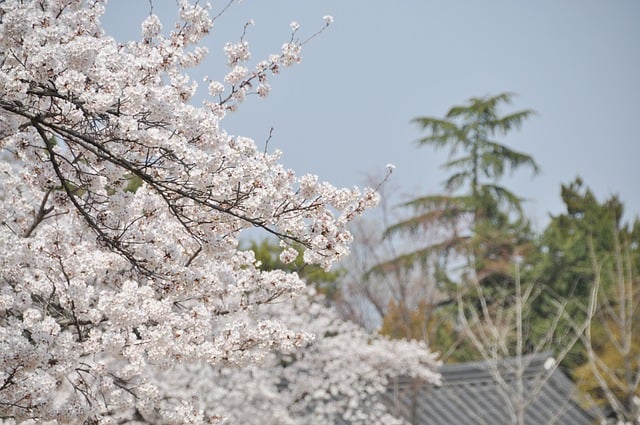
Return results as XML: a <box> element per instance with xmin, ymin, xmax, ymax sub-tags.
<box><xmin>149</xmin><ymin>289</ymin><xmax>441</xmax><ymax>425</ymax></box>
<box><xmin>0</xmin><ymin>1</ymin><xmax>438</xmax><ymax>423</ymax></box>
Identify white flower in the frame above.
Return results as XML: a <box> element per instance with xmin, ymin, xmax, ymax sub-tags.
<box><xmin>279</xmin><ymin>247</ymin><xmax>299</xmax><ymax>264</ymax></box>
<box><xmin>323</xmin><ymin>15</ymin><xmax>334</xmax><ymax>25</ymax></box>
<box><xmin>256</xmin><ymin>82</ymin><xmax>271</xmax><ymax>98</ymax></box>
<box><xmin>544</xmin><ymin>357</ymin><xmax>556</xmax><ymax>370</ymax></box>
<box><xmin>224</xmin><ymin>65</ymin><xmax>249</xmax><ymax>85</ymax></box>
<box><xmin>141</xmin><ymin>14</ymin><xmax>163</xmax><ymax>38</ymax></box>
<box><xmin>208</xmin><ymin>80</ymin><xmax>225</xmax><ymax>96</ymax></box>
<box><xmin>281</xmin><ymin>42</ymin><xmax>302</xmax><ymax>67</ymax></box>
<box><xmin>224</xmin><ymin>41</ymin><xmax>251</xmax><ymax>66</ymax></box>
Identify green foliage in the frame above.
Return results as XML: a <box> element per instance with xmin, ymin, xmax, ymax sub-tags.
<box><xmin>535</xmin><ymin>177</ymin><xmax>625</xmax><ymax>295</ymax></box>
<box><xmin>370</xmin><ymin>98</ymin><xmax>640</xmax><ymax>422</ymax></box>
<box><xmin>247</xmin><ymin>238</ymin><xmax>343</xmax><ymax>302</ymax></box>
<box><xmin>571</xmin><ymin>227</ymin><xmax>640</xmax><ymax>418</ymax></box>
<box><xmin>382</xmin><ymin>92</ymin><xmax>537</xmax><ymax>281</ymax></box>
<box><xmin>376</xmin><ymin>93</ymin><xmax>539</xmax><ymax>362</ymax></box>
<box><xmin>412</xmin><ymin>92</ymin><xmax>539</xmax><ymax>213</ymax></box>
<box><xmin>533</xmin><ymin>178</ymin><xmax>629</xmax><ymax>316</ymax></box>
<box><xmin>532</xmin><ymin>178</ymin><xmax>640</xmax><ymax>371</ymax></box>
<box><xmin>124</xmin><ymin>174</ymin><xmax>143</xmax><ymax>193</ymax></box>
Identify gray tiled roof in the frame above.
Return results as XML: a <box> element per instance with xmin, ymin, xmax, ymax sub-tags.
<box><xmin>384</xmin><ymin>352</ymin><xmax>598</xmax><ymax>425</ymax></box>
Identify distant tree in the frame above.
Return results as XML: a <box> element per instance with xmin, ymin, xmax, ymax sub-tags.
<box><xmin>381</xmin><ymin>92</ymin><xmax>539</xmax><ymax>288</ymax></box>
<box><xmin>373</xmin><ymin>93</ymin><xmax>539</xmax><ymax>360</ymax></box>
<box><xmin>532</xmin><ymin>178</ymin><xmax>640</xmax><ymax>368</ymax></box>
<box><xmin>575</xmin><ymin>233</ymin><xmax>640</xmax><ymax>423</ymax></box>
<box><xmin>503</xmin><ymin>177</ymin><xmax>640</xmax><ymax>423</ymax></box>
<box><xmin>534</xmin><ymin>178</ymin><xmax>626</xmax><ymax>301</ymax></box>
<box><xmin>531</xmin><ymin>180</ymin><xmax>640</xmax><ymax>422</ymax></box>
<box><xmin>456</xmin><ymin>256</ymin><xmax>589</xmax><ymax>425</ymax></box>
<box><xmin>413</xmin><ymin>93</ymin><xmax>538</xmax><ymax>217</ymax></box>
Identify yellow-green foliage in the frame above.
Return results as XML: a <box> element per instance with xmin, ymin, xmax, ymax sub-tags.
<box><xmin>573</xmin><ymin>239</ymin><xmax>640</xmax><ymax>411</ymax></box>
<box><xmin>574</xmin><ymin>315</ymin><xmax>640</xmax><ymax>407</ymax></box>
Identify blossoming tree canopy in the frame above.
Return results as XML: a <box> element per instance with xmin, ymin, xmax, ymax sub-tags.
<box><xmin>0</xmin><ymin>0</ymin><xmax>417</xmax><ymax>422</ymax></box>
<box><xmin>158</xmin><ymin>289</ymin><xmax>441</xmax><ymax>425</ymax></box>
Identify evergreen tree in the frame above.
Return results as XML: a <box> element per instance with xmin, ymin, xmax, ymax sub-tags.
<box><xmin>533</xmin><ymin>181</ymin><xmax>640</xmax><ymax>420</ymax></box>
<box><xmin>382</xmin><ymin>92</ymin><xmax>538</xmax><ymax>286</ymax></box>
<box><xmin>535</xmin><ymin>177</ymin><xmax>629</xmax><ymax>302</ymax></box>
<box><xmin>533</xmin><ymin>178</ymin><xmax>640</xmax><ymax>373</ymax></box>
<box><xmin>375</xmin><ymin>93</ymin><xmax>539</xmax><ymax>360</ymax></box>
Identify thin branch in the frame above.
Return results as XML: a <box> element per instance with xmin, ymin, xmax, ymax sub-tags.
<box><xmin>23</xmin><ymin>188</ymin><xmax>54</xmax><ymax>237</ymax></box>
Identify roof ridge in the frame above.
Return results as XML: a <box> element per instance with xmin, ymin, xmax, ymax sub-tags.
<box><xmin>391</xmin><ymin>352</ymin><xmax>556</xmax><ymax>386</ymax></box>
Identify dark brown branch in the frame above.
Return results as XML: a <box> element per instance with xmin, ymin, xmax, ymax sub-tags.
<box><xmin>23</xmin><ymin>188</ymin><xmax>54</xmax><ymax>237</ymax></box>
<box><xmin>33</xmin><ymin>120</ymin><xmax>155</xmax><ymax>276</ymax></box>
<box><xmin>2</xmin><ymin>91</ymin><xmax>318</xmax><ymax>276</ymax></box>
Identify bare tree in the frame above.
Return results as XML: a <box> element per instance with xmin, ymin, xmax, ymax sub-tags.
<box><xmin>576</xmin><ymin>231</ymin><xmax>640</xmax><ymax>423</ymax></box>
<box><xmin>456</xmin><ymin>257</ymin><xmax>592</xmax><ymax>425</ymax></box>
<box><xmin>337</xmin><ymin>181</ymin><xmax>446</xmax><ymax>340</ymax></box>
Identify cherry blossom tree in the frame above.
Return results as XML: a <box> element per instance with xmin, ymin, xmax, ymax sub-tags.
<box><xmin>150</xmin><ymin>289</ymin><xmax>440</xmax><ymax>425</ymax></box>
<box><xmin>0</xmin><ymin>1</ymin><xmax>438</xmax><ymax>423</ymax></box>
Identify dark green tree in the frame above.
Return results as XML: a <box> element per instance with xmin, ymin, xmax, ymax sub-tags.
<box><xmin>413</xmin><ymin>92</ymin><xmax>538</xmax><ymax>218</ymax></box>
<box><xmin>529</xmin><ymin>179</ymin><xmax>640</xmax><ymax>420</ymax></box>
<box><xmin>381</xmin><ymin>92</ymin><xmax>539</xmax><ymax>289</ymax></box>
<box><xmin>531</xmin><ymin>178</ymin><xmax>640</xmax><ymax>368</ymax></box>
<box><xmin>374</xmin><ymin>93</ymin><xmax>540</xmax><ymax>361</ymax></box>
<box><xmin>535</xmin><ymin>177</ymin><xmax>629</xmax><ymax>300</ymax></box>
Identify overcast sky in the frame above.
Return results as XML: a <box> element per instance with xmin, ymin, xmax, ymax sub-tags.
<box><xmin>102</xmin><ymin>1</ymin><xmax>640</xmax><ymax>231</ymax></box>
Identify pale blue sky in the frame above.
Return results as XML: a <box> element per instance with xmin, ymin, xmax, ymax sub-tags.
<box><xmin>102</xmin><ymin>1</ymin><xmax>640</xmax><ymax>230</ymax></box>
